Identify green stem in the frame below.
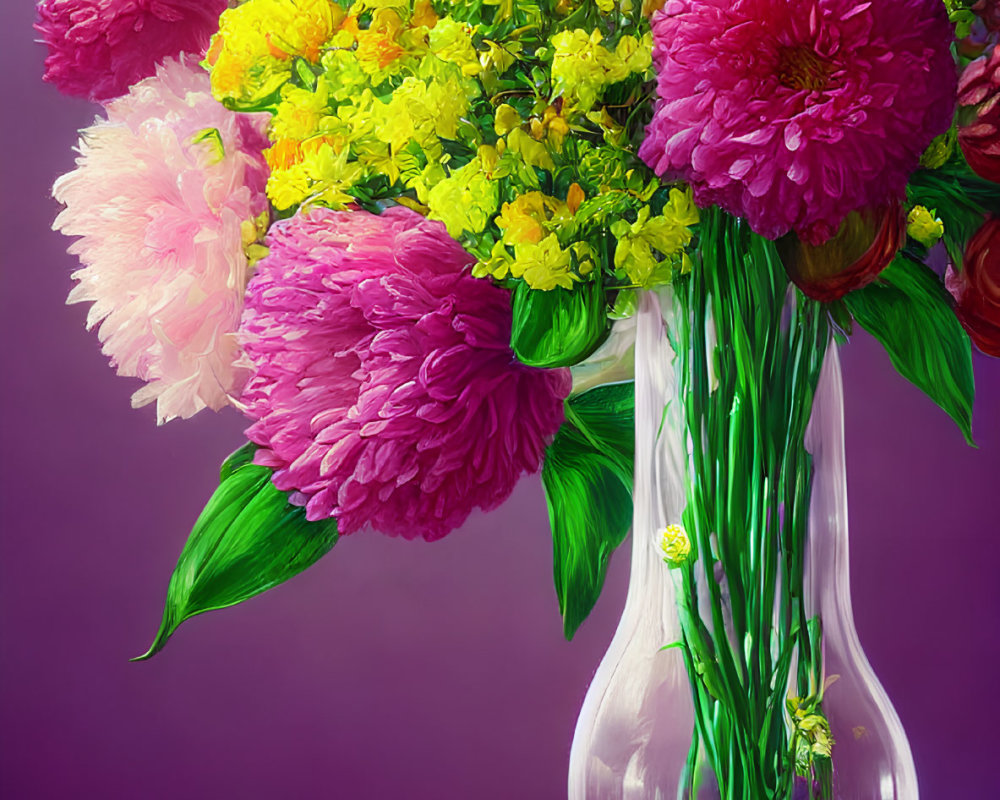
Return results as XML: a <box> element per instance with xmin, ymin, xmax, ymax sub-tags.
<box><xmin>670</xmin><ymin>209</ymin><xmax>831</xmax><ymax>798</ymax></box>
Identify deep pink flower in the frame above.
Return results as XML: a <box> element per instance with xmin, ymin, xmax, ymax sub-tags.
<box><xmin>53</xmin><ymin>56</ymin><xmax>270</xmax><ymax>423</ymax></box>
<box><xmin>238</xmin><ymin>206</ymin><xmax>571</xmax><ymax>540</ymax></box>
<box><xmin>37</xmin><ymin>0</ymin><xmax>227</xmax><ymax>102</ymax></box>
<box><xmin>639</xmin><ymin>0</ymin><xmax>956</xmax><ymax>245</ymax></box>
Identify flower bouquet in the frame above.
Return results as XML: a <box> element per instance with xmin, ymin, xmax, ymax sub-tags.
<box><xmin>39</xmin><ymin>0</ymin><xmax>1000</xmax><ymax>797</ymax></box>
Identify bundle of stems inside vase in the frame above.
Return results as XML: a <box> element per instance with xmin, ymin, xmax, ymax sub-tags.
<box><xmin>670</xmin><ymin>210</ymin><xmax>833</xmax><ymax>799</ymax></box>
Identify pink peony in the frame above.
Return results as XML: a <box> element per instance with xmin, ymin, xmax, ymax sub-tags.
<box><xmin>54</xmin><ymin>56</ymin><xmax>270</xmax><ymax>423</ymax></box>
<box><xmin>238</xmin><ymin>206</ymin><xmax>571</xmax><ymax>541</ymax></box>
<box><xmin>639</xmin><ymin>0</ymin><xmax>956</xmax><ymax>245</ymax></box>
<box><xmin>37</xmin><ymin>0</ymin><xmax>227</xmax><ymax>102</ymax></box>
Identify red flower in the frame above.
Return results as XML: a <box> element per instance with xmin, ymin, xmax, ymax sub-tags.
<box><xmin>959</xmin><ymin>47</ymin><xmax>1000</xmax><ymax>183</ymax></box>
<box><xmin>776</xmin><ymin>204</ymin><xmax>905</xmax><ymax>302</ymax></box>
<box><xmin>973</xmin><ymin>0</ymin><xmax>1000</xmax><ymax>34</ymax></box>
<box><xmin>947</xmin><ymin>217</ymin><xmax>1000</xmax><ymax>357</ymax></box>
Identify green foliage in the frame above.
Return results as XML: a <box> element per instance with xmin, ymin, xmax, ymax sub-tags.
<box><xmin>845</xmin><ymin>256</ymin><xmax>976</xmax><ymax>444</ymax></box>
<box><xmin>906</xmin><ymin>166</ymin><xmax>999</xmax><ymax>269</ymax></box>
<box><xmin>134</xmin><ymin>445</ymin><xmax>338</xmax><ymax>660</ymax></box>
<box><xmin>542</xmin><ymin>382</ymin><xmax>635</xmax><ymax>639</ymax></box>
<box><xmin>510</xmin><ymin>278</ymin><xmax>609</xmax><ymax>367</ymax></box>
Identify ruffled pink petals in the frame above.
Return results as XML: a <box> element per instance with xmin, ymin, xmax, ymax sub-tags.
<box><xmin>37</xmin><ymin>0</ymin><xmax>228</xmax><ymax>102</ymax></box>
<box><xmin>238</xmin><ymin>206</ymin><xmax>570</xmax><ymax>541</ymax></box>
<box><xmin>639</xmin><ymin>0</ymin><xmax>956</xmax><ymax>244</ymax></box>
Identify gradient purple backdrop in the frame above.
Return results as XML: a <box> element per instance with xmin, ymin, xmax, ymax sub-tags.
<box><xmin>2</xmin><ymin>7</ymin><xmax>999</xmax><ymax>798</ymax></box>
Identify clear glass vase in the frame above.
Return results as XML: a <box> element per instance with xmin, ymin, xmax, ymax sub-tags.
<box><xmin>568</xmin><ymin>288</ymin><xmax>917</xmax><ymax>800</ymax></box>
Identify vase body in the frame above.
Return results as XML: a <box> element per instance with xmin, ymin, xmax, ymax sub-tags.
<box><xmin>568</xmin><ymin>287</ymin><xmax>917</xmax><ymax>799</ymax></box>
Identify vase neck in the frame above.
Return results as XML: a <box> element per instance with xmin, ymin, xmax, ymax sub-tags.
<box><xmin>803</xmin><ymin>345</ymin><xmax>855</xmax><ymax>637</ymax></box>
<box><xmin>626</xmin><ymin>289</ymin><xmax>853</xmax><ymax>643</ymax></box>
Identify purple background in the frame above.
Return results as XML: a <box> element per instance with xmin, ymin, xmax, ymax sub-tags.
<box><xmin>2</xmin><ymin>7</ymin><xmax>999</xmax><ymax>798</ymax></box>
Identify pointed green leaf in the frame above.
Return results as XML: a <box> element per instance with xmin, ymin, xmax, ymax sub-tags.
<box><xmin>511</xmin><ymin>279</ymin><xmax>609</xmax><ymax>368</ymax></box>
<box><xmin>134</xmin><ymin>445</ymin><xmax>338</xmax><ymax>660</ymax></box>
<box><xmin>844</xmin><ymin>256</ymin><xmax>975</xmax><ymax>444</ymax></box>
<box><xmin>543</xmin><ymin>382</ymin><xmax>634</xmax><ymax>639</ymax></box>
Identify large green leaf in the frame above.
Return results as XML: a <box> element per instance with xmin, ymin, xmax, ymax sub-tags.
<box><xmin>542</xmin><ymin>382</ymin><xmax>634</xmax><ymax>639</ymax></box>
<box><xmin>511</xmin><ymin>279</ymin><xmax>609</xmax><ymax>368</ymax></box>
<box><xmin>133</xmin><ymin>444</ymin><xmax>339</xmax><ymax>660</ymax></box>
<box><xmin>845</xmin><ymin>256</ymin><xmax>975</xmax><ymax>444</ymax></box>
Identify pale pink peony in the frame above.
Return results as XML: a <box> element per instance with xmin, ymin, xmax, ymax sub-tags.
<box><xmin>238</xmin><ymin>206</ymin><xmax>571</xmax><ymax>541</ymax></box>
<box><xmin>639</xmin><ymin>0</ymin><xmax>957</xmax><ymax>245</ymax></box>
<box><xmin>37</xmin><ymin>0</ymin><xmax>227</xmax><ymax>102</ymax></box>
<box><xmin>54</xmin><ymin>56</ymin><xmax>270</xmax><ymax>423</ymax></box>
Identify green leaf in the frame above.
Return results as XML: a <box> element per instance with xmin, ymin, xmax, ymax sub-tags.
<box><xmin>542</xmin><ymin>382</ymin><xmax>634</xmax><ymax>639</ymax></box>
<box><xmin>219</xmin><ymin>442</ymin><xmax>256</xmax><ymax>480</ymax></box>
<box><xmin>844</xmin><ymin>256</ymin><xmax>976</xmax><ymax>444</ymax></box>
<box><xmin>133</xmin><ymin>445</ymin><xmax>338</xmax><ymax>660</ymax></box>
<box><xmin>511</xmin><ymin>279</ymin><xmax>609</xmax><ymax>368</ymax></box>
<box><xmin>906</xmin><ymin>167</ymin><xmax>997</xmax><ymax>269</ymax></box>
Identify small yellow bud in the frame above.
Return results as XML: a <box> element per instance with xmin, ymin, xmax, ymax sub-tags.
<box><xmin>906</xmin><ymin>205</ymin><xmax>944</xmax><ymax>247</ymax></box>
<box><xmin>659</xmin><ymin>524</ymin><xmax>691</xmax><ymax>568</ymax></box>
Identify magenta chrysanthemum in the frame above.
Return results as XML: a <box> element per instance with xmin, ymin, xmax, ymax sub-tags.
<box><xmin>639</xmin><ymin>0</ymin><xmax>957</xmax><ymax>244</ymax></box>
<box><xmin>54</xmin><ymin>56</ymin><xmax>270</xmax><ymax>423</ymax></box>
<box><xmin>238</xmin><ymin>206</ymin><xmax>571</xmax><ymax>541</ymax></box>
<box><xmin>37</xmin><ymin>0</ymin><xmax>227</xmax><ymax>102</ymax></box>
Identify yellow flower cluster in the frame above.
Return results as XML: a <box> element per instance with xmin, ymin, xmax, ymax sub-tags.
<box><xmin>208</xmin><ymin>0</ymin><xmax>349</xmax><ymax>108</ymax></box>
<box><xmin>474</xmin><ymin>187</ymin><xmax>596</xmax><ymax>291</ymax></box>
<box><xmin>427</xmin><ymin>158</ymin><xmax>498</xmax><ymax>236</ymax></box>
<box><xmin>551</xmin><ymin>29</ymin><xmax>652</xmax><ymax>111</ymax></box>
<box><xmin>234</xmin><ymin>1</ymin><xmax>480</xmax><ymax>211</ymax></box>
<box><xmin>207</xmin><ymin>0</ymin><xmax>701</xmax><ymax>301</ymax></box>
<box><xmin>611</xmin><ymin>187</ymin><xmax>700</xmax><ymax>288</ymax></box>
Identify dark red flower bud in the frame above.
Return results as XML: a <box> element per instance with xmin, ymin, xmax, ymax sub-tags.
<box><xmin>973</xmin><ymin>0</ymin><xmax>1000</xmax><ymax>34</ymax></box>
<box><xmin>776</xmin><ymin>204</ymin><xmax>905</xmax><ymax>302</ymax></box>
<box><xmin>958</xmin><ymin>47</ymin><xmax>1000</xmax><ymax>183</ymax></box>
<box><xmin>946</xmin><ymin>217</ymin><xmax>1000</xmax><ymax>356</ymax></box>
